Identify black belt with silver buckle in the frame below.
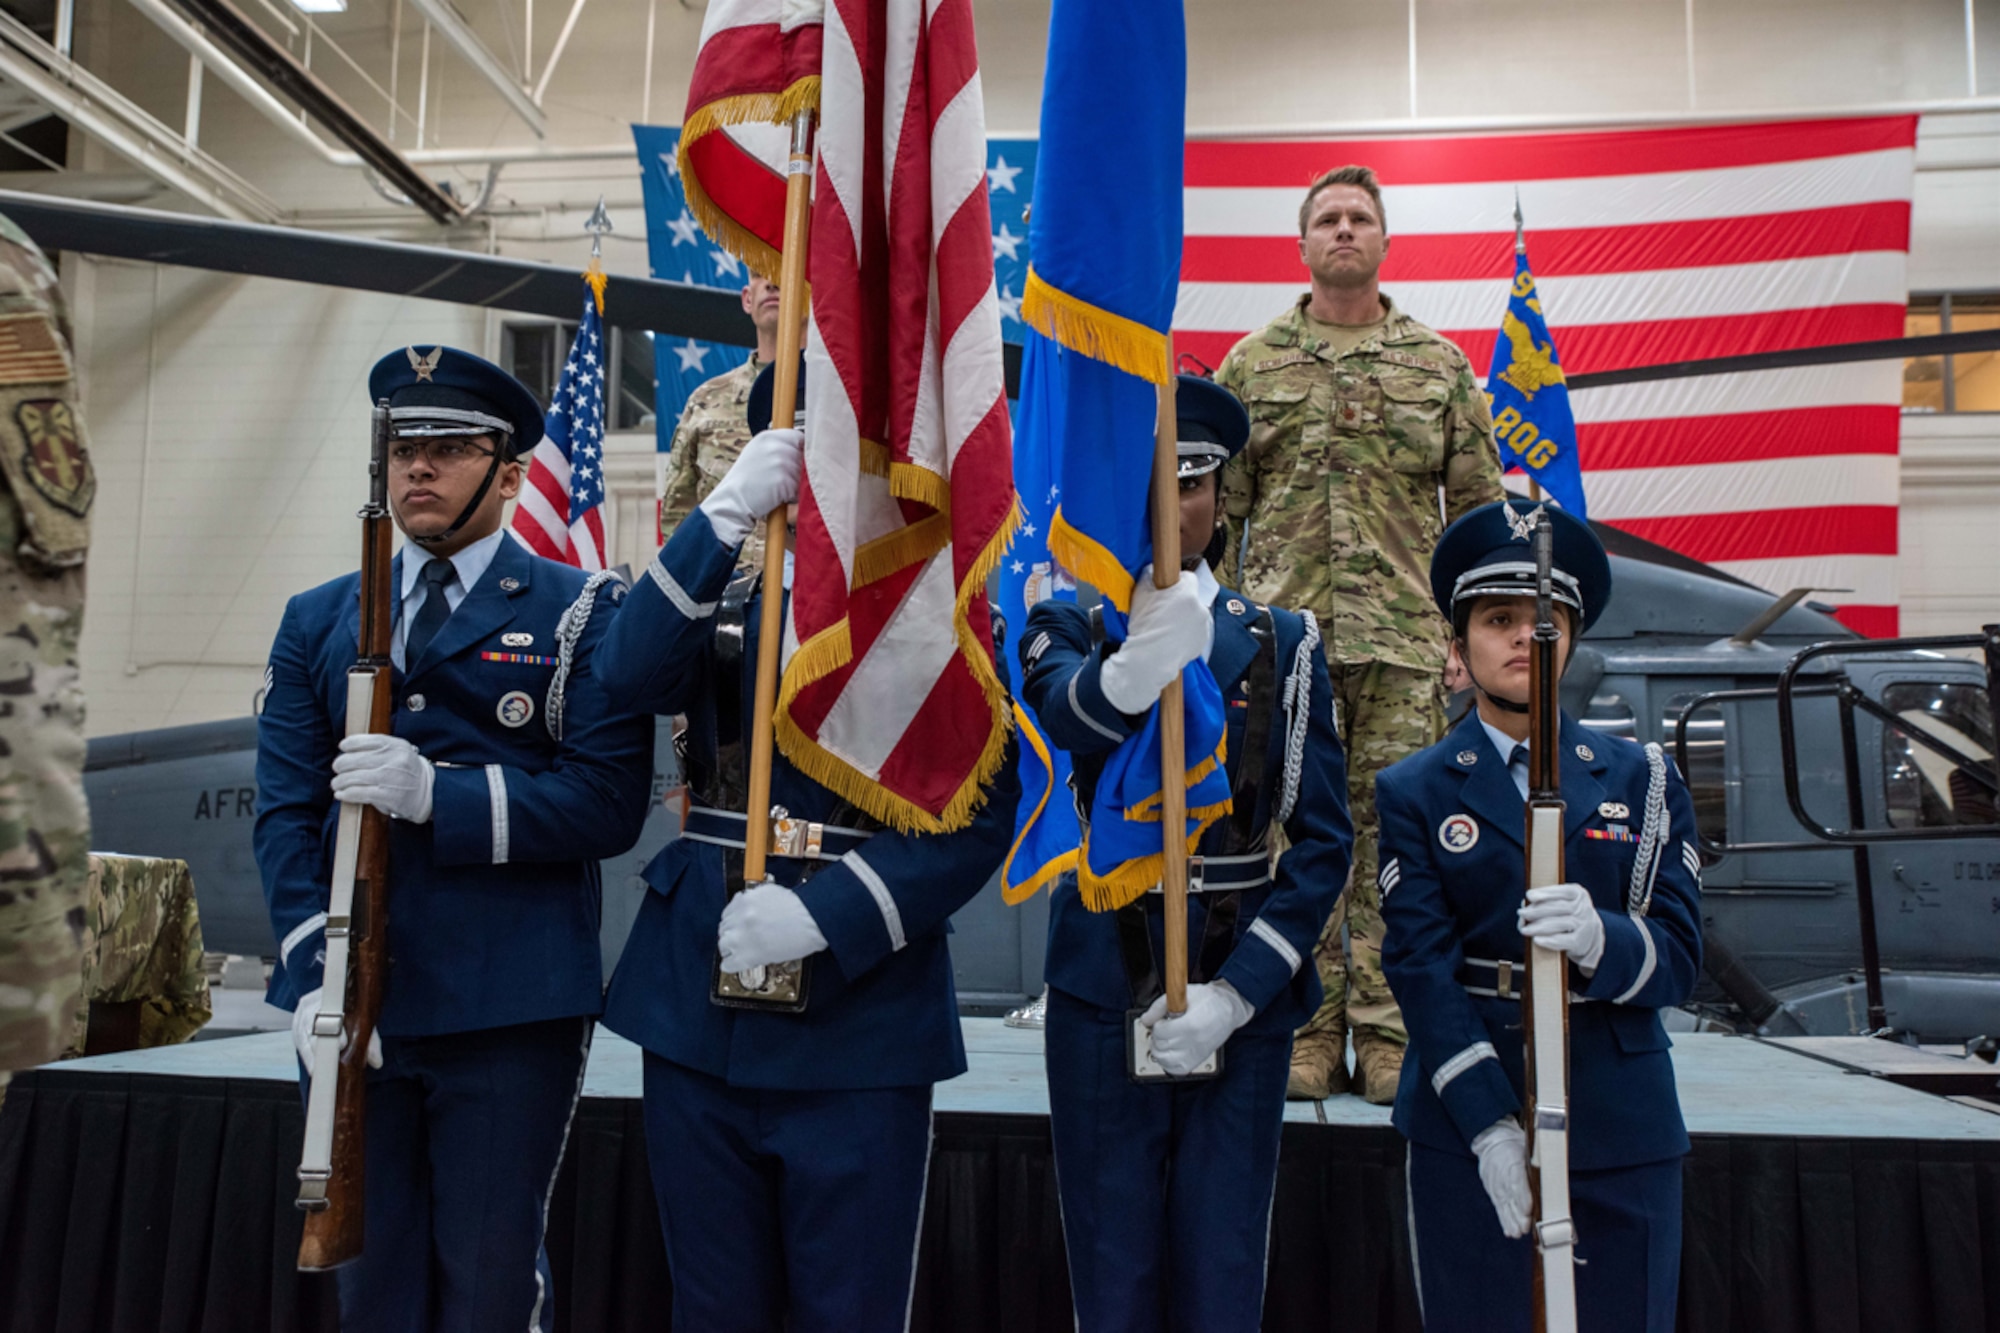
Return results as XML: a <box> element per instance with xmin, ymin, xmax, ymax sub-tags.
<box><xmin>1140</xmin><ymin>852</ymin><xmax>1270</xmax><ymax>896</ymax></box>
<box><xmin>1457</xmin><ymin>955</ymin><xmax>1594</xmax><ymax>1004</ymax></box>
<box><xmin>682</xmin><ymin>805</ymin><xmax>874</xmax><ymax>862</ymax></box>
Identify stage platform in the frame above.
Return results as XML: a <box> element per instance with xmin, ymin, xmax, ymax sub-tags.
<box><xmin>4</xmin><ymin>1022</ymin><xmax>1999</xmax><ymax>1331</ymax></box>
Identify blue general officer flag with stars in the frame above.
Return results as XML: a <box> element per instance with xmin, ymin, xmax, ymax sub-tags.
<box><xmin>1486</xmin><ymin>241</ymin><xmax>1588</xmax><ymax>518</ymax></box>
<box><xmin>986</xmin><ymin>139</ymin><xmax>1036</xmax><ymax>349</ymax></box>
<box><xmin>632</xmin><ymin>123</ymin><xmax>753</xmax><ymax>442</ymax></box>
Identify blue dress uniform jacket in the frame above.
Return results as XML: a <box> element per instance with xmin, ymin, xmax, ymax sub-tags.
<box><xmin>1021</xmin><ymin>584</ymin><xmax>1351</xmax><ymax>1333</ymax></box>
<box><xmin>594</xmin><ymin>509</ymin><xmax>1022</xmax><ymax>1091</ymax></box>
<box><xmin>1378</xmin><ymin>706</ymin><xmax>1704</xmax><ymax>1170</ymax></box>
<box><xmin>255</xmin><ymin>536</ymin><xmax>655</xmax><ymax>1037</ymax></box>
<box><xmin>1019</xmin><ymin>587</ymin><xmax>1352</xmax><ymax>1031</ymax></box>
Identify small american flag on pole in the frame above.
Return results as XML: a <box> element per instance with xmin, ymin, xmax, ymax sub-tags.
<box><xmin>512</xmin><ymin>273</ymin><xmax>609</xmax><ymax>571</ymax></box>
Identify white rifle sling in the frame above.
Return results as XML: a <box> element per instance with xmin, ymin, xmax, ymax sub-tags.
<box><xmin>1527</xmin><ymin>801</ymin><xmax>1579</xmax><ymax>1332</ymax></box>
<box><xmin>297</xmin><ymin>669</ymin><xmax>378</xmax><ymax>1207</ymax></box>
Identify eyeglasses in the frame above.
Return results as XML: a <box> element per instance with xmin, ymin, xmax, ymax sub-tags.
<box><xmin>389</xmin><ymin>438</ymin><xmax>498</xmax><ymax>469</ymax></box>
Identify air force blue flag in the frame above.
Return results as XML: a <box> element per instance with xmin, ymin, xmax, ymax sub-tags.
<box><xmin>987</xmin><ymin>143</ymin><xmax>1083</xmax><ymax>904</ymax></box>
<box><xmin>632</xmin><ymin>123</ymin><xmax>753</xmax><ymax>442</ymax></box>
<box><xmin>1005</xmin><ymin>0</ymin><xmax>1231</xmax><ymax>913</ymax></box>
<box><xmin>1486</xmin><ymin>230</ymin><xmax>1587</xmax><ymax>518</ymax></box>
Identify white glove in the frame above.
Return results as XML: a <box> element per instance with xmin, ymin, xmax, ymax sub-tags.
<box><xmin>1138</xmin><ymin>980</ymin><xmax>1255</xmax><ymax>1076</ymax></box>
<box><xmin>698</xmin><ymin>427</ymin><xmax>804</xmax><ymax>548</ymax></box>
<box><xmin>1471</xmin><ymin>1119</ymin><xmax>1533</xmax><ymax>1238</ymax></box>
<box><xmin>291</xmin><ymin>986</ymin><xmax>383</xmax><ymax>1078</ymax></box>
<box><xmin>1098</xmin><ymin>565</ymin><xmax>1211</xmax><ymax>714</ymax></box>
<box><xmin>1518</xmin><ymin>881</ymin><xmax>1606</xmax><ymax>972</ymax></box>
<box><xmin>331</xmin><ymin>733</ymin><xmax>435</xmax><ymax>823</ymax></box>
<box><xmin>717</xmin><ymin>880</ymin><xmax>828</xmax><ymax>974</ymax></box>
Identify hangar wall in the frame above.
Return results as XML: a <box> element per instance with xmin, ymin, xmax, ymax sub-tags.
<box><xmin>44</xmin><ymin>0</ymin><xmax>2000</xmax><ymax>733</ymax></box>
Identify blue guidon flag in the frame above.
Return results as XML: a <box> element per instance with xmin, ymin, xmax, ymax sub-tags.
<box><xmin>1485</xmin><ymin>213</ymin><xmax>1587</xmax><ymax>519</ymax></box>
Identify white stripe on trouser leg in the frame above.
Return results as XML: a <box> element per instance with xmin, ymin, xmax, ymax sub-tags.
<box><xmin>900</xmin><ymin>1102</ymin><xmax>935</xmax><ymax>1333</ymax></box>
<box><xmin>646</xmin><ymin>558</ymin><xmax>717</xmax><ymax>619</ymax></box>
<box><xmin>1429</xmin><ymin>1041</ymin><xmax>1498</xmax><ymax>1095</ymax></box>
<box><xmin>1614</xmin><ymin>917</ymin><xmax>1659</xmax><ymax>1004</ymax></box>
<box><xmin>1249</xmin><ymin>917</ymin><xmax>1303</xmax><ymax>975</ymax></box>
<box><xmin>528</xmin><ymin>1019</ymin><xmax>594</xmax><ymax>1333</ymax></box>
<box><xmin>487</xmin><ymin>765</ymin><xmax>511</xmax><ymax>864</ymax></box>
<box><xmin>844</xmin><ymin>851</ymin><xmax>907</xmax><ymax>951</ymax></box>
<box><xmin>281</xmin><ymin>911</ymin><xmax>327</xmax><ymax>969</ymax></box>
<box><xmin>1405</xmin><ymin>1142</ymin><xmax>1426</xmax><ymax>1324</ymax></box>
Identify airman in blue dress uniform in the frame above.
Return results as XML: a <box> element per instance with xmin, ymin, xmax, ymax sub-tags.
<box><xmin>256</xmin><ymin>346</ymin><xmax>654</xmax><ymax>1331</ymax></box>
<box><xmin>1017</xmin><ymin>374</ymin><xmax>1354</xmax><ymax>1333</ymax></box>
<box><xmin>1378</xmin><ymin>499</ymin><xmax>1702</xmax><ymax>1332</ymax></box>
<box><xmin>592</xmin><ymin>364</ymin><xmax>1022</xmax><ymax>1332</ymax></box>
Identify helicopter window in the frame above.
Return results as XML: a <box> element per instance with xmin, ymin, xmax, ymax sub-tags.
<box><xmin>1881</xmin><ymin>682</ymin><xmax>1998</xmax><ymax>829</ymax></box>
<box><xmin>1580</xmin><ymin>692</ymin><xmax>1637</xmax><ymax>743</ymax></box>
<box><xmin>1661</xmin><ymin>693</ymin><xmax>1727</xmax><ymax>844</ymax></box>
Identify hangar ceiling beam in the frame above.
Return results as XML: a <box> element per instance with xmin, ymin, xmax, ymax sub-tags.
<box><xmin>126</xmin><ymin>0</ymin><xmax>345</xmax><ymax>165</ymax></box>
<box><xmin>0</xmin><ymin>188</ymin><xmax>753</xmax><ymax>341</ymax></box>
<box><xmin>162</xmin><ymin>0</ymin><xmax>466</xmax><ymax>223</ymax></box>
<box><xmin>0</xmin><ymin>10</ymin><xmax>279</xmax><ymax>220</ymax></box>
<box><xmin>403</xmin><ymin>0</ymin><xmax>547</xmax><ymax>138</ymax></box>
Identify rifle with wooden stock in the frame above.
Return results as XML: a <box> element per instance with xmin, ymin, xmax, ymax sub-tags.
<box><xmin>1523</xmin><ymin>512</ymin><xmax>1579</xmax><ymax>1332</ymax></box>
<box><xmin>295</xmin><ymin>398</ymin><xmax>398</xmax><ymax>1271</ymax></box>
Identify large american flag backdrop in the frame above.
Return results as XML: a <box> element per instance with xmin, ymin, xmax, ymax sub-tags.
<box><xmin>1167</xmin><ymin>117</ymin><xmax>1918</xmax><ymax>637</ymax></box>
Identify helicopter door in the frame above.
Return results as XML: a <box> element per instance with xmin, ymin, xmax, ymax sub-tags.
<box><xmin>1839</xmin><ymin>662</ymin><xmax>2000</xmax><ymax>981</ymax></box>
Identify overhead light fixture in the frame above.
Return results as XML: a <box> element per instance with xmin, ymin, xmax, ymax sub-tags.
<box><xmin>289</xmin><ymin>0</ymin><xmax>346</xmax><ymax>12</ymax></box>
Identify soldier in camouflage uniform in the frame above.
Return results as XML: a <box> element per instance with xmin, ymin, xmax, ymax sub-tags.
<box><xmin>0</xmin><ymin>212</ymin><xmax>93</xmax><ymax>1083</ymax></box>
<box><xmin>657</xmin><ymin>273</ymin><xmax>797</xmax><ymax>567</ymax></box>
<box><xmin>1217</xmin><ymin>166</ymin><xmax>1503</xmax><ymax>1104</ymax></box>
<box><xmin>67</xmin><ymin>854</ymin><xmax>211</xmax><ymax>1056</ymax></box>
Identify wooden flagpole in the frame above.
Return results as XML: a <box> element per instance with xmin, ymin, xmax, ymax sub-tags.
<box><xmin>742</xmin><ymin>107</ymin><xmax>816</xmax><ymax>885</ymax></box>
<box><xmin>1149</xmin><ymin>379</ymin><xmax>1189</xmax><ymax>1015</ymax></box>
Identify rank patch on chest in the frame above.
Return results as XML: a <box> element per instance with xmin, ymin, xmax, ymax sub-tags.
<box><xmin>1584</xmin><ymin>825</ymin><xmax>1636</xmax><ymax>842</ymax></box>
<box><xmin>1599</xmin><ymin>801</ymin><xmax>1630</xmax><ymax>821</ymax></box>
<box><xmin>496</xmin><ymin>690</ymin><xmax>536</xmax><ymax>728</ymax></box>
<box><xmin>502</xmin><ymin>632</ymin><xmax>534</xmax><ymax>647</ymax></box>
<box><xmin>1438</xmin><ymin>814</ymin><xmax>1479</xmax><ymax>853</ymax></box>
<box><xmin>482</xmin><ymin>651</ymin><xmax>560</xmax><ymax>666</ymax></box>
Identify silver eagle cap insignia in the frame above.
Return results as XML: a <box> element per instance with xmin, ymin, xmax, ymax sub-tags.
<box><xmin>1507</xmin><ymin>502</ymin><xmax>1546</xmax><ymax>543</ymax></box>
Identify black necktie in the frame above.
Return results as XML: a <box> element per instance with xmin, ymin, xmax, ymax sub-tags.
<box><xmin>406</xmin><ymin>558</ymin><xmax>457</xmax><ymax>663</ymax></box>
<box><xmin>1510</xmin><ymin>743</ymin><xmax>1529</xmax><ymax>794</ymax></box>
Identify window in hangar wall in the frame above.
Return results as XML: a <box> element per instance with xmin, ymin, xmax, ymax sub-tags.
<box><xmin>1905</xmin><ymin>294</ymin><xmax>2000</xmax><ymax>414</ymax></box>
<box><xmin>501</xmin><ymin>322</ymin><xmax>660</xmax><ymax>432</ymax></box>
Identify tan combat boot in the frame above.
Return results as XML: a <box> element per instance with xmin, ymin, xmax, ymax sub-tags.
<box><xmin>1352</xmin><ymin>1037</ymin><xmax>1406</xmax><ymax>1106</ymax></box>
<box><xmin>1287</xmin><ymin>1027</ymin><xmax>1350</xmax><ymax>1100</ymax></box>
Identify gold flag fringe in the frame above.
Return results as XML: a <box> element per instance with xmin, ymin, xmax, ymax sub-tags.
<box><xmin>774</xmin><ymin>496</ymin><xmax>1025</xmax><ymax>834</ymax></box>
<box><xmin>1000</xmin><ymin>699</ymin><xmax>1079</xmax><ymax>906</ymax></box>
<box><xmin>1048</xmin><ymin>509</ymin><xmax>1136</xmax><ymax>615</ymax></box>
<box><xmin>1075</xmin><ymin>798</ymin><xmax>1235</xmax><ymax>913</ymax></box>
<box><xmin>1020</xmin><ymin>267</ymin><xmax>1172</xmax><ymax>386</ymax></box>
<box><xmin>853</xmin><ymin>511</ymin><xmax>949</xmax><ymax>587</ymax></box>
<box><xmin>677</xmin><ymin>76</ymin><xmax>822</xmax><ymax>283</ymax></box>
